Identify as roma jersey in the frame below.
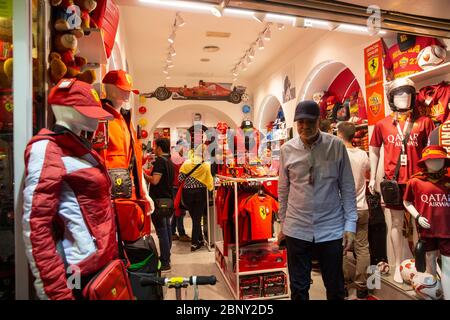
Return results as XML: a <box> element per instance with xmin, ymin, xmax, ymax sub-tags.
<box><xmin>384</xmin><ymin>36</ymin><xmax>440</xmax><ymax>79</ymax></box>
<box><xmin>404</xmin><ymin>177</ymin><xmax>450</xmax><ymax>238</ymax></box>
<box><xmin>240</xmin><ymin>194</ymin><xmax>279</xmax><ymax>241</ymax></box>
<box><xmin>417</xmin><ymin>82</ymin><xmax>450</xmax><ymax>123</ymax></box>
<box><xmin>370</xmin><ymin>115</ymin><xmax>435</xmax><ymax>184</ymax></box>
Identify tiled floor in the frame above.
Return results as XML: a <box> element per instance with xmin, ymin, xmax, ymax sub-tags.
<box><xmin>151</xmin><ymin>215</ymin><xmax>327</xmax><ymax>300</ymax></box>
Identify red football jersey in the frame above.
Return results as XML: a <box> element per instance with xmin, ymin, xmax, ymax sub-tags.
<box><xmin>370</xmin><ymin>115</ymin><xmax>435</xmax><ymax>184</ymax></box>
<box><xmin>404</xmin><ymin>177</ymin><xmax>450</xmax><ymax>238</ymax></box>
<box><xmin>417</xmin><ymin>82</ymin><xmax>450</xmax><ymax>123</ymax></box>
<box><xmin>240</xmin><ymin>194</ymin><xmax>279</xmax><ymax>241</ymax></box>
<box><xmin>384</xmin><ymin>36</ymin><xmax>440</xmax><ymax>79</ymax></box>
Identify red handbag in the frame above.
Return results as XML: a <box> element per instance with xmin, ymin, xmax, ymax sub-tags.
<box><xmin>114</xmin><ymin>199</ymin><xmax>150</xmax><ymax>242</ymax></box>
<box><xmin>82</xmin><ymin>259</ymin><xmax>134</xmax><ymax>300</ymax></box>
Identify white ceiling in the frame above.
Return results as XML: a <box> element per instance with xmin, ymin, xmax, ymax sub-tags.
<box><xmin>116</xmin><ymin>1</ymin><xmax>328</xmax><ymax>83</ymax></box>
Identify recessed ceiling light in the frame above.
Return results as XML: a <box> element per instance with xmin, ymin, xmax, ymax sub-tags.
<box><xmin>200</xmin><ymin>58</ymin><xmax>210</xmax><ymax>62</ymax></box>
<box><xmin>169</xmin><ymin>45</ymin><xmax>176</xmax><ymax>56</ymax></box>
<box><xmin>258</xmin><ymin>37</ymin><xmax>264</xmax><ymax>50</ymax></box>
<box><xmin>168</xmin><ymin>31</ymin><xmax>176</xmax><ymax>43</ymax></box>
<box><xmin>203</xmin><ymin>45</ymin><xmax>220</xmax><ymax>52</ymax></box>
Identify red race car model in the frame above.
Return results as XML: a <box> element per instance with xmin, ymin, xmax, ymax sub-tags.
<box><xmin>150</xmin><ymin>80</ymin><xmax>246</xmax><ymax>104</ymax></box>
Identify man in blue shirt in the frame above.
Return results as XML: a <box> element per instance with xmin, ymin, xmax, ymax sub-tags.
<box><xmin>278</xmin><ymin>100</ymin><xmax>357</xmax><ymax>300</ymax></box>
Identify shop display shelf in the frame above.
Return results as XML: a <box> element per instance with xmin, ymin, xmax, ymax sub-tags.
<box><xmin>385</xmin><ymin>62</ymin><xmax>450</xmax><ymax>87</ymax></box>
<box><xmin>77</xmin><ymin>28</ymin><xmax>107</xmax><ymax>66</ymax></box>
<box><xmin>239</xmin><ymin>268</ymin><xmax>287</xmax><ymax>276</ymax></box>
<box><xmin>215</xmin><ymin>175</ymin><xmax>279</xmax><ymax>183</ymax></box>
<box><xmin>246</xmin><ymin>294</ymin><xmax>289</xmax><ymax>301</ymax></box>
<box><xmin>215</xmin><ymin>260</ymin><xmax>239</xmax><ymax>300</ymax></box>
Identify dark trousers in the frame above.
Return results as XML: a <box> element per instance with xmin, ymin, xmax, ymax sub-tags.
<box><xmin>182</xmin><ymin>188</ymin><xmax>206</xmax><ymax>245</ymax></box>
<box><xmin>151</xmin><ymin>214</ymin><xmax>172</xmax><ymax>267</ymax></box>
<box><xmin>285</xmin><ymin>236</ymin><xmax>345</xmax><ymax>300</ymax></box>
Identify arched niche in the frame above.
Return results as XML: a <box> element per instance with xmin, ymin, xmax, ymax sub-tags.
<box><xmin>256</xmin><ymin>95</ymin><xmax>285</xmax><ymax>131</ymax></box>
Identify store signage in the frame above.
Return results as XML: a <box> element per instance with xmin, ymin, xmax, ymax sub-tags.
<box><xmin>364</xmin><ymin>40</ymin><xmax>385</xmax><ymax>125</ymax></box>
<box><xmin>0</xmin><ymin>0</ymin><xmax>12</xmax><ymax>19</ymax></box>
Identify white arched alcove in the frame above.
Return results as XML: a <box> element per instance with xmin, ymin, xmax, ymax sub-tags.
<box><xmin>255</xmin><ymin>95</ymin><xmax>284</xmax><ymax>131</ymax></box>
<box><xmin>298</xmin><ymin>60</ymin><xmax>348</xmax><ymax>103</ymax></box>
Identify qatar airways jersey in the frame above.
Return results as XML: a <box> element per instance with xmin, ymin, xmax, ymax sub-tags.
<box><xmin>370</xmin><ymin>115</ymin><xmax>435</xmax><ymax>184</ymax></box>
<box><xmin>417</xmin><ymin>82</ymin><xmax>450</xmax><ymax>123</ymax></box>
<box><xmin>384</xmin><ymin>36</ymin><xmax>440</xmax><ymax>79</ymax></box>
<box><xmin>239</xmin><ymin>194</ymin><xmax>279</xmax><ymax>241</ymax></box>
<box><xmin>404</xmin><ymin>177</ymin><xmax>450</xmax><ymax>238</ymax></box>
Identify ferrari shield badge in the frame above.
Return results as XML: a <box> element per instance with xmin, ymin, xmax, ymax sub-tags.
<box><xmin>368</xmin><ymin>57</ymin><xmax>379</xmax><ymax>78</ymax></box>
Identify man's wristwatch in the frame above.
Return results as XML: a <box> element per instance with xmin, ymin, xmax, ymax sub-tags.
<box><xmin>416</xmin><ymin>214</ymin><xmax>422</xmax><ymax>221</ymax></box>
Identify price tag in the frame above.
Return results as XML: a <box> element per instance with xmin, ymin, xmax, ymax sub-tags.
<box><xmin>400</xmin><ymin>154</ymin><xmax>408</xmax><ymax>166</ymax></box>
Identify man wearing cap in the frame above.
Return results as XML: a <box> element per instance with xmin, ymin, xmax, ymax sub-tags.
<box><xmin>23</xmin><ymin>79</ymin><xmax>118</xmax><ymax>299</ymax></box>
<box><xmin>278</xmin><ymin>100</ymin><xmax>357</xmax><ymax>300</ymax></box>
<box><xmin>95</xmin><ymin>70</ymin><xmax>153</xmax><ymax>243</ymax></box>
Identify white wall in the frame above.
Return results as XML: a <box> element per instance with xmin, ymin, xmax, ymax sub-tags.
<box><xmin>251</xmin><ymin>31</ymin><xmax>377</xmax><ymax>130</ymax></box>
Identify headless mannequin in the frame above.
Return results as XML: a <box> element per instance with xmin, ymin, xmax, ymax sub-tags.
<box><xmin>104</xmin><ymin>84</ymin><xmax>154</xmax><ymax>214</ymax></box>
<box><xmin>369</xmin><ymin>92</ymin><xmax>413</xmax><ymax>283</ymax></box>
<box><xmin>403</xmin><ymin>158</ymin><xmax>450</xmax><ymax>300</ymax></box>
<box><xmin>52</xmin><ymin>105</ymin><xmax>99</xmax><ymax>134</ymax></box>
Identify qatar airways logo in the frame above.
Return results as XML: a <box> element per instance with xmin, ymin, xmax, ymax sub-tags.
<box><xmin>387</xmin><ymin>133</ymin><xmax>419</xmax><ymax>147</ymax></box>
<box><xmin>420</xmin><ymin>194</ymin><xmax>450</xmax><ymax>207</ymax></box>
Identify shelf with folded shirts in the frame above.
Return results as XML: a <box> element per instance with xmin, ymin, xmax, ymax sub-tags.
<box><xmin>214</xmin><ymin>175</ymin><xmax>288</xmax><ymax>300</ymax></box>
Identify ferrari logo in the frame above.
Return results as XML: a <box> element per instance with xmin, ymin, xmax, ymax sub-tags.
<box><xmin>116</xmin><ymin>178</ymin><xmax>123</xmax><ymax>186</ymax></box>
<box><xmin>125</xmin><ymin>73</ymin><xmax>133</xmax><ymax>86</ymax></box>
<box><xmin>111</xmin><ymin>288</ymin><xmax>117</xmax><ymax>297</ymax></box>
<box><xmin>368</xmin><ymin>57</ymin><xmax>379</xmax><ymax>78</ymax></box>
<box><xmin>91</xmin><ymin>89</ymin><xmax>100</xmax><ymax>102</ymax></box>
<box><xmin>259</xmin><ymin>206</ymin><xmax>267</xmax><ymax>220</ymax></box>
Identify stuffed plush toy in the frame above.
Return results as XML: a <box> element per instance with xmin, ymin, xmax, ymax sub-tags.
<box><xmin>74</xmin><ymin>0</ymin><xmax>98</xmax><ymax>29</ymax></box>
<box><xmin>49</xmin><ymin>33</ymin><xmax>96</xmax><ymax>84</ymax></box>
<box><xmin>52</xmin><ymin>0</ymin><xmax>84</xmax><ymax>38</ymax></box>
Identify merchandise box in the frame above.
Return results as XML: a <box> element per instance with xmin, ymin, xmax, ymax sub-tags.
<box><xmin>231</xmin><ymin>242</ymin><xmax>287</xmax><ymax>272</ymax></box>
<box><xmin>261</xmin><ymin>271</ymin><xmax>287</xmax><ymax>297</ymax></box>
<box><xmin>239</xmin><ymin>275</ymin><xmax>261</xmax><ymax>300</ymax></box>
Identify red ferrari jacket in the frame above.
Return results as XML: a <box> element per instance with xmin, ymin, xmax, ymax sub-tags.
<box><xmin>22</xmin><ymin>127</ymin><xmax>118</xmax><ymax>300</ymax></box>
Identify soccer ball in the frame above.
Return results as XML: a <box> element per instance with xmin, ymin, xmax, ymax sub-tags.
<box><xmin>376</xmin><ymin>261</ymin><xmax>390</xmax><ymax>275</ymax></box>
<box><xmin>400</xmin><ymin>259</ymin><xmax>417</xmax><ymax>285</ymax></box>
<box><xmin>417</xmin><ymin>45</ymin><xmax>447</xmax><ymax>69</ymax></box>
<box><xmin>412</xmin><ymin>272</ymin><xmax>443</xmax><ymax>300</ymax></box>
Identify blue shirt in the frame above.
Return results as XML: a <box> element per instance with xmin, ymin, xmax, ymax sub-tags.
<box><xmin>278</xmin><ymin>133</ymin><xmax>357</xmax><ymax>242</ymax></box>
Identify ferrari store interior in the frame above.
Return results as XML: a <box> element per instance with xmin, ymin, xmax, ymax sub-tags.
<box><xmin>2</xmin><ymin>0</ymin><xmax>450</xmax><ymax>301</ymax></box>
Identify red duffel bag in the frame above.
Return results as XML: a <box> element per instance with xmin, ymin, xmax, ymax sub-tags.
<box><xmin>82</xmin><ymin>259</ymin><xmax>134</xmax><ymax>300</ymax></box>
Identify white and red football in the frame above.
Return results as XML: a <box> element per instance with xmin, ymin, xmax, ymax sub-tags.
<box><xmin>399</xmin><ymin>259</ymin><xmax>417</xmax><ymax>285</ymax></box>
<box><xmin>376</xmin><ymin>261</ymin><xmax>390</xmax><ymax>275</ymax></box>
<box><xmin>412</xmin><ymin>272</ymin><xmax>443</xmax><ymax>300</ymax></box>
<box><xmin>417</xmin><ymin>45</ymin><xmax>447</xmax><ymax>69</ymax></box>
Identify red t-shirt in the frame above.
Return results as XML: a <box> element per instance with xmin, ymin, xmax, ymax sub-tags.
<box><xmin>239</xmin><ymin>194</ymin><xmax>279</xmax><ymax>242</ymax></box>
<box><xmin>370</xmin><ymin>115</ymin><xmax>435</xmax><ymax>184</ymax></box>
<box><xmin>404</xmin><ymin>177</ymin><xmax>450</xmax><ymax>238</ymax></box>
<box><xmin>384</xmin><ymin>36</ymin><xmax>440</xmax><ymax>79</ymax></box>
<box><xmin>417</xmin><ymin>82</ymin><xmax>450</xmax><ymax>123</ymax></box>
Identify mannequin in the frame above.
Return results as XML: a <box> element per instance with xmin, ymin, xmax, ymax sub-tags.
<box><xmin>403</xmin><ymin>145</ymin><xmax>450</xmax><ymax>299</ymax></box>
<box><xmin>23</xmin><ymin>79</ymin><xmax>117</xmax><ymax>300</ymax></box>
<box><xmin>369</xmin><ymin>77</ymin><xmax>435</xmax><ymax>283</ymax></box>
<box><xmin>95</xmin><ymin>70</ymin><xmax>154</xmax><ymax>243</ymax></box>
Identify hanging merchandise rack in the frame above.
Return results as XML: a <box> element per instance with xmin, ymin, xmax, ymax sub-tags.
<box><xmin>214</xmin><ymin>175</ymin><xmax>289</xmax><ymax>300</ymax></box>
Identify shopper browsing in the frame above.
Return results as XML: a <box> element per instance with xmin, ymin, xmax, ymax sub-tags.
<box><xmin>178</xmin><ymin>144</ymin><xmax>214</xmax><ymax>252</ymax></box>
<box><xmin>278</xmin><ymin>100</ymin><xmax>357</xmax><ymax>301</ymax></box>
<box><xmin>337</xmin><ymin>121</ymin><xmax>371</xmax><ymax>299</ymax></box>
<box><xmin>145</xmin><ymin>138</ymin><xmax>175</xmax><ymax>272</ymax></box>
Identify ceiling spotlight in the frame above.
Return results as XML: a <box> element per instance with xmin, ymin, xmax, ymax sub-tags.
<box><xmin>232</xmin><ymin>69</ymin><xmax>238</xmax><ymax>76</ymax></box>
<box><xmin>166</xmin><ymin>75</ymin><xmax>171</xmax><ymax>79</ymax></box>
<box><xmin>175</xmin><ymin>12</ymin><xmax>185</xmax><ymax>27</ymax></box>
<box><xmin>168</xmin><ymin>63</ymin><xmax>174</xmax><ymax>68</ymax></box>
<box><xmin>163</xmin><ymin>69</ymin><xmax>169</xmax><ymax>74</ymax></box>
<box><xmin>248</xmin><ymin>46</ymin><xmax>255</xmax><ymax>59</ymax></box>
<box><xmin>263</xmin><ymin>27</ymin><xmax>271</xmax><ymax>41</ymax></box>
<box><xmin>166</xmin><ymin>55</ymin><xmax>172</xmax><ymax>63</ymax></box>
<box><xmin>258</xmin><ymin>37</ymin><xmax>264</xmax><ymax>50</ymax></box>
<box><xmin>168</xmin><ymin>31</ymin><xmax>176</xmax><ymax>44</ymax></box>
<box><xmin>253</xmin><ymin>12</ymin><xmax>266</xmax><ymax>23</ymax></box>
<box><xmin>169</xmin><ymin>45</ymin><xmax>176</xmax><ymax>56</ymax></box>
<box><xmin>246</xmin><ymin>55</ymin><xmax>252</xmax><ymax>65</ymax></box>
<box><xmin>211</xmin><ymin>0</ymin><xmax>226</xmax><ymax>17</ymax></box>
<box><xmin>277</xmin><ymin>23</ymin><xmax>285</xmax><ymax>30</ymax></box>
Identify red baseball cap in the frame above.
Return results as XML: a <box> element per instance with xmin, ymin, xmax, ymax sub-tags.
<box><xmin>102</xmin><ymin>70</ymin><xmax>139</xmax><ymax>94</ymax></box>
<box><xmin>48</xmin><ymin>79</ymin><xmax>113</xmax><ymax>120</ymax></box>
<box><xmin>418</xmin><ymin>145</ymin><xmax>450</xmax><ymax>167</ymax></box>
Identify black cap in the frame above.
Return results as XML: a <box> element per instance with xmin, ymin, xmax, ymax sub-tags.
<box><xmin>294</xmin><ymin>100</ymin><xmax>320</xmax><ymax>121</ymax></box>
